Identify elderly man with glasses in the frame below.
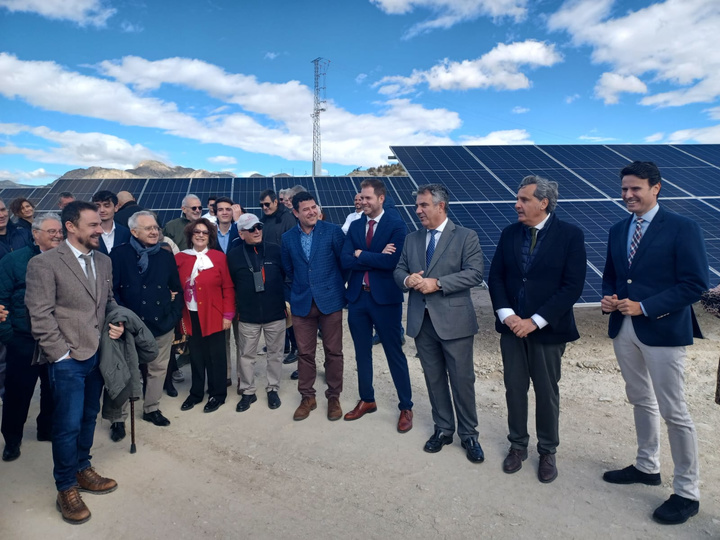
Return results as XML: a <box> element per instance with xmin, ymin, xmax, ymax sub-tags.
<box><xmin>0</xmin><ymin>213</ymin><xmax>63</xmax><ymax>462</ymax></box>
<box><xmin>163</xmin><ymin>194</ymin><xmax>203</xmax><ymax>251</ymax></box>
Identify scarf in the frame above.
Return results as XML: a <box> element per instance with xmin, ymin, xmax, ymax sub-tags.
<box><xmin>130</xmin><ymin>236</ymin><xmax>162</xmax><ymax>274</ymax></box>
<box><xmin>181</xmin><ymin>247</ymin><xmax>214</xmax><ymax>304</ymax></box>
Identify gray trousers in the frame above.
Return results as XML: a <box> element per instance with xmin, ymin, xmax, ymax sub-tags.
<box><xmin>501</xmin><ymin>333</ymin><xmax>565</xmax><ymax>455</ymax></box>
<box><xmin>415</xmin><ymin>311</ymin><xmax>478</xmax><ymax>440</ymax></box>
<box><xmin>614</xmin><ymin>315</ymin><xmax>700</xmax><ymax>501</ymax></box>
<box><xmin>237</xmin><ymin>319</ymin><xmax>285</xmax><ymax>395</ymax></box>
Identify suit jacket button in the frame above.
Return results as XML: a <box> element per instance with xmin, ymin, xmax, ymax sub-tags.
<box><xmin>522</xmin><ymin>278</ymin><xmax>527</xmax><ymax>282</ymax></box>
<box><xmin>627</xmin><ymin>279</ymin><xmax>632</xmax><ymax>284</ymax></box>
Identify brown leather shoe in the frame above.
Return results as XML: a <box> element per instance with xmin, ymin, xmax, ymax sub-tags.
<box><xmin>343</xmin><ymin>400</ymin><xmax>377</xmax><ymax>421</ymax></box>
<box><xmin>76</xmin><ymin>467</ymin><xmax>118</xmax><ymax>494</ymax></box>
<box><xmin>293</xmin><ymin>396</ymin><xmax>317</xmax><ymax>421</ymax></box>
<box><xmin>538</xmin><ymin>454</ymin><xmax>558</xmax><ymax>483</ymax></box>
<box><xmin>502</xmin><ymin>447</ymin><xmax>528</xmax><ymax>474</ymax></box>
<box><xmin>56</xmin><ymin>486</ymin><xmax>91</xmax><ymax>524</ymax></box>
<box><xmin>397</xmin><ymin>410</ymin><xmax>413</xmax><ymax>433</ymax></box>
<box><xmin>327</xmin><ymin>397</ymin><xmax>343</xmax><ymax>421</ymax></box>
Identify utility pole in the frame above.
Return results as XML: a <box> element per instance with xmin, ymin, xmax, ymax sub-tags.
<box><xmin>312</xmin><ymin>57</ymin><xmax>329</xmax><ymax>177</ymax></box>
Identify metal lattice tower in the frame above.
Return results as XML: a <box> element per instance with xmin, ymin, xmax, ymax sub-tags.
<box><xmin>311</xmin><ymin>57</ymin><xmax>329</xmax><ymax>176</ymax></box>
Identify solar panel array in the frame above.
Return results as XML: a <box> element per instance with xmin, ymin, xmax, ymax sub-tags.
<box><xmin>2</xmin><ymin>143</ymin><xmax>718</xmax><ymax>303</ymax></box>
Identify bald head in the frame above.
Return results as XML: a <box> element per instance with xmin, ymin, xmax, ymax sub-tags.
<box><xmin>117</xmin><ymin>191</ymin><xmax>135</xmax><ymax>208</ymax></box>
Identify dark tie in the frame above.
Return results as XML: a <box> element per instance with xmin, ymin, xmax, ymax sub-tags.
<box><xmin>529</xmin><ymin>227</ymin><xmax>538</xmax><ymax>255</ymax></box>
<box><xmin>628</xmin><ymin>217</ymin><xmax>644</xmax><ymax>267</ymax></box>
<box><xmin>363</xmin><ymin>220</ymin><xmax>375</xmax><ymax>286</ymax></box>
<box><xmin>80</xmin><ymin>253</ymin><xmax>96</xmax><ymax>294</ymax></box>
<box><xmin>426</xmin><ymin>229</ymin><xmax>437</xmax><ymax>269</ymax></box>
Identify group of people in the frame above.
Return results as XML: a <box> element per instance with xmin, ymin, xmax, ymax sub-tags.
<box><xmin>0</xmin><ymin>160</ymin><xmax>714</xmax><ymax>527</ymax></box>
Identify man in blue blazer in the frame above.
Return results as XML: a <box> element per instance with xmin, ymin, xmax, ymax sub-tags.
<box><xmin>489</xmin><ymin>175</ymin><xmax>586</xmax><ymax>483</ymax></box>
<box><xmin>601</xmin><ymin>161</ymin><xmax>708</xmax><ymax>525</ymax></box>
<box><xmin>92</xmin><ymin>191</ymin><xmax>131</xmax><ymax>255</ymax></box>
<box><xmin>281</xmin><ymin>192</ymin><xmax>346</xmax><ymax>422</ymax></box>
<box><xmin>341</xmin><ymin>178</ymin><xmax>413</xmax><ymax>433</ymax></box>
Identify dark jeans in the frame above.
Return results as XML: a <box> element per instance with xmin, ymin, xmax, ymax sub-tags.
<box><xmin>188</xmin><ymin>311</ymin><xmax>227</xmax><ymax>402</ymax></box>
<box><xmin>1</xmin><ymin>334</ymin><xmax>53</xmax><ymax>446</ymax></box>
<box><xmin>348</xmin><ymin>292</ymin><xmax>412</xmax><ymax>410</ymax></box>
<box><xmin>501</xmin><ymin>333</ymin><xmax>565</xmax><ymax>455</ymax></box>
<box><xmin>48</xmin><ymin>353</ymin><xmax>104</xmax><ymax>491</ymax></box>
<box><xmin>293</xmin><ymin>302</ymin><xmax>343</xmax><ymax>399</ymax></box>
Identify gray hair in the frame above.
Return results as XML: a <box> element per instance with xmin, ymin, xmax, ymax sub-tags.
<box><xmin>128</xmin><ymin>210</ymin><xmax>158</xmax><ymax>231</ymax></box>
<box><xmin>278</xmin><ymin>189</ymin><xmax>288</xmax><ymax>198</ymax></box>
<box><xmin>518</xmin><ymin>175</ymin><xmax>558</xmax><ymax>213</ymax></box>
<box><xmin>182</xmin><ymin>194</ymin><xmax>201</xmax><ymax>208</ymax></box>
<box><xmin>32</xmin><ymin>213</ymin><xmax>62</xmax><ymax>230</ymax></box>
<box><xmin>287</xmin><ymin>185</ymin><xmax>307</xmax><ymax>198</ymax></box>
<box><xmin>415</xmin><ymin>184</ymin><xmax>450</xmax><ymax>208</ymax></box>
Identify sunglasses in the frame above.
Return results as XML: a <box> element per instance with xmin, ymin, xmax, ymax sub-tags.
<box><xmin>260</xmin><ymin>202</ymin><xmax>273</xmax><ymax>208</ymax></box>
<box><xmin>192</xmin><ymin>229</ymin><xmax>210</xmax><ymax>236</ymax></box>
<box><xmin>244</xmin><ymin>224</ymin><xmax>263</xmax><ymax>233</ymax></box>
<box><xmin>187</xmin><ymin>206</ymin><xmax>202</xmax><ymax>211</ymax></box>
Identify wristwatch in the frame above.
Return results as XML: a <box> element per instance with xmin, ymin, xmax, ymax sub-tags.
<box><xmin>436</xmin><ymin>279</ymin><xmax>442</xmax><ymax>290</ymax></box>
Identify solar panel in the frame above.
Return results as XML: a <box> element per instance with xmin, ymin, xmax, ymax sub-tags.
<box><xmin>672</xmin><ymin>144</ymin><xmax>720</xmax><ymax>167</ymax></box>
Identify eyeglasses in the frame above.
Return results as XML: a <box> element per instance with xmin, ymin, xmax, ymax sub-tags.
<box><xmin>39</xmin><ymin>228</ymin><xmax>62</xmax><ymax>235</ymax></box>
<box><xmin>186</xmin><ymin>206</ymin><xmax>202</xmax><ymax>211</ymax></box>
<box><xmin>192</xmin><ymin>229</ymin><xmax>210</xmax><ymax>236</ymax></box>
<box><xmin>244</xmin><ymin>224</ymin><xmax>263</xmax><ymax>233</ymax></box>
<box><xmin>260</xmin><ymin>202</ymin><xmax>273</xmax><ymax>208</ymax></box>
<box><xmin>137</xmin><ymin>225</ymin><xmax>160</xmax><ymax>232</ymax></box>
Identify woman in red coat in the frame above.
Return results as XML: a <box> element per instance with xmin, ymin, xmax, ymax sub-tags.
<box><xmin>176</xmin><ymin>218</ymin><xmax>235</xmax><ymax>413</ymax></box>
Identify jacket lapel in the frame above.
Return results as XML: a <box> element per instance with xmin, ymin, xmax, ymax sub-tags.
<box><xmin>427</xmin><ymin>220</ymin><xmax>454</xmax><ymax>274</ymax></box>
<box><xmin>629</xmin><ymin>206</ymin><xmax>664</xmax><ymax>270</ymax></box>
<box><xmin>59</xmin><ymin>243</ymin><xmax>97</xmax><ymax>300</ymax></box>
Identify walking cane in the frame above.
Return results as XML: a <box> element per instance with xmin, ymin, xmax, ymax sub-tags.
<box><xmin>129</xmin><ymin>397</ymin><xmax>137</xmax><ymax>453</ymax></box>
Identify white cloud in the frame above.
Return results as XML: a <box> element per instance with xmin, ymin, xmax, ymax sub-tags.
<box><xmin>0</xmin><ymin>0</ymin><xmax>115</xmax><ymax>26</ymax></box>
<box><xmin>355</xmin><ymin>73</ymin><xmax>368</xmax><ymax>84</ymax></box>
<box><xmin>549</xmin><ymin>0</ymin><xmax>720</xmax><ymax>107</ymax></box>
<box><xmin>120</xmin><ymin>21</ymin><xmax>143</xmax><ymax>33</ymax></box>
<box><xmin>264</xmin><ymin>52</ymin><xmax>279</xmax><ymax>60</ymax></box>
<box><xmin>371</xmin><ymin>0</ymin><xmax>527</xmax><ymax>37</ymax></box>
<box><xmin>578</xmin><ymin>135</ymin><xmax>616</xmax><ymax>142</ymax></box>
<box><xmin>565</xmin><ymin>93</ymin><xmax>580</xmax><ymax>104</ymax></box>
<box><xmin>511</xmin><ymin>106</ymin><xmax>529</xmax><ymax>114</ymax></box>
<box><xmin>645</xmin><ymin>132</ymin><xmax>664</xmax><ymax>142</ymax></box>
<box><xmin>666</xmin><ymin>125</ymin><xmax>720</xmax><ymax>143</ymax></box>
<box><xmin>594</xmin><ymin>72</ymin><xmax>647</xmax><ymax>105</ymax></box>
<box><xmin>460</xmin><ymin>129</ymin><xmax>533</xmax><ymax>145</ymax></box>
<box><xmin>377</xmin><ymin>40</ymin><xmax>562</xmax><ymax>95</ymax></box>
<box><xmin>208</xmin><ymin>155</ymin><xmax>237</xmax><ymax>165</ymax></box>
<box><xmin>0</xmin><ymin>123</ymin><xmax>163</xmax><ymax>169</ymax></box>
<box><xmin>0</xmin><ymin>54</ymin><xmax>473</xmax><ymax>168</ymax></box>
<box><xmin>703</xmin><ymin>106</ymin><xmax>720</xmax><ymax>120</ymax></box>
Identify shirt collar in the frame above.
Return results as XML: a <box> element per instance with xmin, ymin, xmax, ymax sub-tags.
<box><xmin>428</xmin><ymin>217</ymin><xmax>449</xmax><ymax>234</ymax></box>
<box><xmin>635</xmin><ymin>203</ymin><xmax>660</xmax><ymax>223</ymax></box>
<box><xmin>367</xmin><ymin>210</ymin><xmax>384</xmax><ymax>224</ymax></box>
<box><xmin>65</xmin><ymin>239</ymin><xmax>93</xmax><ymax>258</ymax></box>
<box><xmin>531</xmin><ymin>212</ymin><xmax>551</xmax><ymax>231</ymax></box>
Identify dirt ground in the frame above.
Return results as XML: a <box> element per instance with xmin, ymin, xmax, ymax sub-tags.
<box><xmin>1</xmin><ymin>290</ymin><xmax>719</xmax><ymax>539</ymax></box>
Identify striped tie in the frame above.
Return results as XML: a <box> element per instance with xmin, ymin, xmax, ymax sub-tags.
<box><xmin>426</xmin><ymin>229</ymin><xmax>437</xmax><ymax>269</ymax></box>
<box><xmin>628</xmin><ymin>217</ymin><xmax>644</xmax><ymax>267</ymax></box>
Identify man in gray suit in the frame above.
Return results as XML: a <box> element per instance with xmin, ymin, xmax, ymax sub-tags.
<box><xmin>394</xmin><ymin>184</ymin><xmax>485</xmax><ymax>463</ymax></box>
<box><xmin>26</xmin><ymin>201</ymin><xmax>125</xmax><ymax>525</ymax></box>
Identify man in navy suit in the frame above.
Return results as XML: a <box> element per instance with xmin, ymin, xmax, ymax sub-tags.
<box><xmin>601</xmin><ymin>161</ymin><xmax>708</xmax><ymax>525</ymax></box>
<box><xmin>91</xmin><ymin>191</ymin><xmax>131</xmax><ymax>255</ymax></box>
<box><xmin>281</xmin><ymin>191</ymin><xmax>346</xmax><ymax>422</ymax></box>
<box><xmin>489</xmin><ymin>175</ymin><xmax>586</xmax><ymax>483</ymax></box>
<box><xmin>341</xmin><ymin>178</ymin><xmax>413</xmax><ymax>433</ymax></box>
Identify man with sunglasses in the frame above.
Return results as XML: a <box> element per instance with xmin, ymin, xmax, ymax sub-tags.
<box><xmin>163</xmin><ymin>194</ymin><xmax>202</xmax><ymax>251</ymax></box>
<box><xmin>259</xmin><ymin>189</ymin><xmax>296</xmax><ymax>247</ymax></box>
<box><xmin>227</xmin><ymin>214</ymin><xmax>287</xmax><ymax>412</ymax></box>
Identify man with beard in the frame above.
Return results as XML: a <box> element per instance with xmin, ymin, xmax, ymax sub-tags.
<box><xmin>26</xmin><ymin>201</ymin><xmax>125</xmax><ymax>524</ymax></box>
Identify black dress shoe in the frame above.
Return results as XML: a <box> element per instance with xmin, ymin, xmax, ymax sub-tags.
<box><xmin>423</xmin><ymin>429</ymin><xmax>453</xmax><ymax>453</ymax></box>
<box><xmin>283</xmin><ymin>350</ymin><xmax>298</xmax><ymax>364</ymax></box>
<box><xmin>290</xmin><ymin>370</ymin><xmax>299</xmax><ymax>380</ymax></box>
<box><xmin>502</xmin><ymin>447</ymin><xmax>528</xmax><ymax>474</ymax></box>
<box><xmin>2</xmin><ymin>443</ymin><xmax>21</xmax><ymax>462</ymax></box>
<box><xmin>653</xmin><ymin>494</ymin><xmax>699</xmax><ymax>525</ymax></box>
<box><xmin>603</xmin><ymin>464</ymin><xmax>661</xmax><ymax>486</ymax></box>
<box><xmin>461</xmin><ymin>437</ymin><xmax>485</xmax><ymax>463</ymax></box>
<box><xmin>164</xmin><ymin>382</ymin><xmax>178</xmax><ymax>398</ymax></box>
<box><xmin>203</xmin><ymin>397</ymin><xmax>224</xmax><ymax>413</ymax></box>
<box><xmin>181</xmin><ymin>397</ymin><xmax>199</xmax><ymax>411</ymax></box>
<box><xmin>142</xmin><ymin>410</ymin><xmax>171</xmax><ymax>426</ymax></box>
<box><xmin>267</xmin><ymin>391</ymin><xmax>281</xmax><ymax>409</ymax></box>
<box><xmin>110</xmin><ymin>422</ymin><xmax>126</xmax><ymax>442</ymax></box>
<box><xmin>236</xmin><ymin>393</ymin><xmax>257</xmax><ymax>412</ymax></box>
<box><xmin>538</xmin><ymin>453</ymin><xmax>557</xmax><ymax>483</ymax></box>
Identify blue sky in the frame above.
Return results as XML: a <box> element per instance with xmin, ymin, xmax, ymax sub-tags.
<box><xmin>1</xmin><ymin>0</ymin><xmax>718</xmax><ymax>185</ymax></box>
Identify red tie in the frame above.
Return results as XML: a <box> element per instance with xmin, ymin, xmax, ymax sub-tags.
<box><xmin>363</xmin><ymin>220</ymin><xmax>375</xmax><ymax>287</ymax></box>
